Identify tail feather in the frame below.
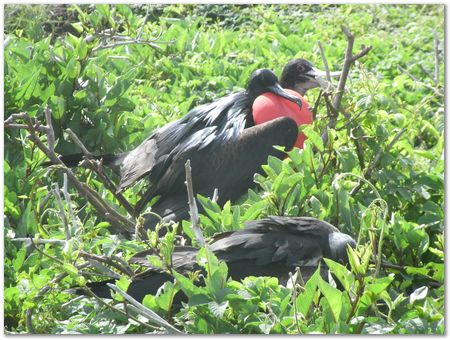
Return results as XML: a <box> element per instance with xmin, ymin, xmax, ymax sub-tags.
<box><xmin>42</xmin><ymin>153</ymin><xmax>125</xmax><ymax>168</ymax></box>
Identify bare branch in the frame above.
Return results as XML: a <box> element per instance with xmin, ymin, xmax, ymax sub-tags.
<box><xmin>397</xmin><ymin>65</ymin><xmax>444</xmax><ymax>97</ymax></box>
<box><xmin>44</xmin><ymin>107</ymin><xmax>55</xmax><ymax>154</ymax></box>
<box><xmin>4</xmin><ymin>123</ymin><xmax>28</xmax><ymax>129</ymax></box>
<box><xmin>311</xmin><ymin>89</ymin><xmax>323</xmax><ymax>121</ymax></box>
<box><xmin>5</xmin><ymin>112</ymin><xmax>135</xmax><ymax>233</ymax></box>
<box><xmin>333</xmin><ymin>26</ymin><xmax>372</xmax><ymax>113</ymax></box>
<box><xmin>52</xmin><ymin>183</ymin><xmax>71</xmax><ymax>240</ymax></box>
<box><xmin>212</xmin><ymin>188</ymin><xmax>219</xmax><ymax>204</ymax></box>
<box><xmin>79</xmin><ymin>285</ymin><xmax>161</xmax><ymax>332</ymax></box>
<box><xmin>79</xmin><ymin>250</ymin><xmax>134</xmax><ymax>277</ymax></box>
<box><xmin>65</xmin><ymin>128</ymin><xmax>136</xmax><ymax>217</ymax></box>
<box><xmin>137</xmin><ymin>5</ymin><xmax>151</xmax><ymax>39</ymax></box>
<box><xmin>321</xmin><ymin>26</ymin><xmax>372</xmax><ymax>145</ymax></box>
<box><xmin>92</xmin><ymin>39</ymin><xmax>161</xmax><ymax>53</ymax></box>
<box><xmin>433</xmin><ymin>30</ymin><xmax>440</xmax><ymax>87</ymax></box>
<box><xmin>11</xmin><ymin>238</ymin><xmax>67</xmax><ymax>246</ymax></box>
<box><xmin>106</xmin><ymin>283</ymin><xmax>184</xmax><ymax>334</ymax></box>
<box><xmin>86</xmin><ymin>259</ymin><xmax>122</xmax><ymax>279</ymax></box>
<box><xmin>317</xmin><ymin>40</ymin><xmax>331</xmax><ymax>82</ymax></box>
<box><xmin>63</xmin><ymin>173</ymin><xmax>79</xmax><ymax>235</ymax></box>
<box><xmin>351</xmin><ymin>45</ymin><xmax>372</xmax><ymax>62</ymax></box>
<box><xmin>184</xmin><ymin>160</ymin><xmax>205</xmax><ymax>247</ymax></box>
<box><xmin>65</xmin><ymin>128</ymin><xmax>92</xmax><ymax>157</ymax></box>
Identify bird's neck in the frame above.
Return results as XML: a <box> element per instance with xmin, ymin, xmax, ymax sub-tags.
<box><xmin>292</xmin><ymin>85</ymin><xmax>308</xmax><ymax>96</ymax></box>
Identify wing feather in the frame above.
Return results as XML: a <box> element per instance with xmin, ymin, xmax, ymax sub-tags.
<box><xmin>117</xmin><ymin>91</ymin><xmax>250</xmax><ymax>192</ymax></box>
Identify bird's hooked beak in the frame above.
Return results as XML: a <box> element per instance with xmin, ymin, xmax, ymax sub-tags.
<box><xmin>305</xmin><ymin>67</ymin><xmax>341</xmax><ymax>91</ymax></box>
<box><xmin>267</xmin><ymin>82</ymin><xmax>302</xmax><ymax>109</ymax></box>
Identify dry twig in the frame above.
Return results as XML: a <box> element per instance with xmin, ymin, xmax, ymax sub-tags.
<box><xmin>433</xmin><ymin>30</ymin><xmax>440</xmax><ymax>87</ymax></box>
<box><xmin>107</xmin><ymin>283</ymin><xmax>184</xmax><ymax>334</ymax></box>
<box><xmin>79</xmin><ymin>250</ymin><xmax>134</xmax><ymax>277</ymax></box>
<box><xmin>317</xmin><ymin>40</ymin><xmax>332</xmax><ymax>82</ymax></box>
<box><xmin>184</xmin><ymin>160</ymin><xmax>205</xmax><ymax>247</ymax></box>
<box><xmin>5</xmin><ymin>111</ymin><xmax>135</xmax><ymax>233</ymax></box>
<box><xmin>321</xmin><ymin>26</ymin><xmax>372</xmax><ymax>144</ymax></box>
<box><xmin>65</xmin><ymin>128</ymin><xmax>136</xmax><ymax>217</ymax></box>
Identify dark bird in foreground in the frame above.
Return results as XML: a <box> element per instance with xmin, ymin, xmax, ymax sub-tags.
<box><xmin>74</xmin><ymin>216</ymin><xmax>356</xmax><ymax>302</ymax></box>
<box><xmin>52</xmin><ymin>60</ymin><xmax>339</xmax><ymax>229</ymax></box>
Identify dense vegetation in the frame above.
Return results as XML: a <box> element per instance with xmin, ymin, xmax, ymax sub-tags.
<box><xmin>4</xmin><ymin>4</ymin><xmax>444</xmax><ymax>334</ymax></box>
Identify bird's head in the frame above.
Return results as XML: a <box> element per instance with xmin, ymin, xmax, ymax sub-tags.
<box><xmin>328</xmin><ymin>232</ymin><xmax>357</xmax><ymax>265</ymax></box>
<box><xmin>247</xmin><ymin>68</ymin><xmax>303</xmax><ymax>109</ymax></box>
<box><xmin>280</xmin><ymin>58</ymin><xmax>341</xmax><ymax>95</ymax></box>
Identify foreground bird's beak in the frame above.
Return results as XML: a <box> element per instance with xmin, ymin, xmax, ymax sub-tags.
<box><xmin>307</xmin><ymin>67</ymin><xmax>341</xmax><ymax>90</ymax></box>
<box><xmin>267</xmin><ymin>83</ymin><xmax>302</xmax><ymax>109</ymax></box>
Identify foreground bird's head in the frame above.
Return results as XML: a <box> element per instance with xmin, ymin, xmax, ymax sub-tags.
<box><xmin>328</xmin><ymin>232</ymin><xmax>357</xmax><ymax>264</ymax></box>
<box><xmin>280</xmin><ymin>58</ymin><xmax>341</xmax><ymax>95</ymax></box>
<box><xmin>247</xmin><ymin>68</ymin><xmax>303</xmax><ymax>108</ymax></box>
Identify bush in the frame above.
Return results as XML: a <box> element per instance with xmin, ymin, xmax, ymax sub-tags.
<box><xmin>4</xmin><ymin>4</ymin><xmax>444</xmax><ymax>334</ymax></box>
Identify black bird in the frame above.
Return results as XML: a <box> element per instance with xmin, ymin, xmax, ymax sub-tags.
<box><xmin>53</xmin><ymin>60</ymin><xmax>338</xmax><ymax>229</ymax></box>
<box><xmin>74</xmin><ymin>216</ymin><xmax>356</xmax><ymax>302</ymax></box>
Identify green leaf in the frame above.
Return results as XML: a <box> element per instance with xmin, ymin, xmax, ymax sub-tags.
<box><xmin>50</xmin><ymin>96</ymin><xmax>65</xmax><ymax>119</ymax></box>
<box><xmin>324</xmin><ymin>258</ymin><xmax>354</xmax><ymax>291</ymax></box>
<box><xmin>347</xmin><ymin>246</ymin><xmax>363</xmax><ymax>275</ymax></box>
<box><xmin>409</xmin><ymin>286</ymin><xmax>428</xmax><ymax>304</ymax></box>
<box><xmin>301</xmin><ymin>125</ymin><xmax>324</xmax><ymax>152</ymax></box>
<box><xmin>318</xmin><ymin>276</ymin><xmax>343</xmax><ymax>322</ymax></box>
<box><xmin>296</xmin><ymin>267</ymin><xmax>321</xmax><ymax>318</ymax></box>
<box><xmin>12</xmin><ymin>246</ymin><xmax>27</xmax><ymax>271</ymax></box>
<box><xmin>208</xmin><ymin>300</ymin><xmax>228</xmax><ymax>318</ymax></box>
<box><xmin>63</xmin><ymin>263</ymin><xmax>79</xmax><ymax>277</ymax></box>
<box><xmin>172</xmin><ymin>270</ymin><xmax>203</xmax><ymax>298</ymax></box>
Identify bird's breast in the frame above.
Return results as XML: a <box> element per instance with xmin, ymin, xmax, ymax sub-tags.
<box><xmin>252</xmin><ymin>89</ymin><xmax>313</xmax><ymax>149</ymax></box>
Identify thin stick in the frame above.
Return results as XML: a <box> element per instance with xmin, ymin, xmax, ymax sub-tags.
<box><xmin>333</xmin><ymin>26</ymin><xmax>372</xmax><ymax>113</ymax></box>
<box><xmin>65</xmin><ymin>128</ymin><xmax>135</xmax><ymax>217</ymax></box>
<box><xmin>63</xmin><ymin>173</ymin><xmax>78</xmax><ymax>236</ymax></box>
<box><xmin>86</xmin><ymin>259</ymin><xmax>122</xmax><ymax>279</ymax></box>
<box><xmin>317</xmin><ymin>40</ymin><xmax>331</xmax><ymax>82</ymax></box>
<box><xmin>6</xmin><ymin>112</ymin><xmax>134</xmax><ymax>233</ymax></box>
<box><xmin>65</xmin><ymin>128</ymin><xmax>92</xmax><ymax>157</ymax></box>
<box><xmin>433</xmin><ymin>30</ymin><xmax>439</xmax><ymax>87</ymax></box>
<box><xmin>289</xmin><ymin>271</ymin><xmax>302</xmax><ymax>334</ymax></box>
<box><xmin>44</xmin><ymin>107</ymin><xmax>55</xmax><ymax>154</ymax></box>
<box><xmin>184</xmin><ymin>160</ymin><xmax>205</xmax><ymax>247</ymax></box>
<box><xmin>4</xmin><ymin>123</ymin><xmax>27</xmax><ymax>129</ymax></box>
<box><xmin>321</xmin><ymin>26</ymin><xmax>372</xmax><ymax>145</ymax></box>
<box><xmin>79</xmin><ymin>250</ymin><xmax>134</xmax><ymax>277</ymax></box>
<box><xmin>81</xmin><ymin>285</ymin><xmax>161</xmax><ymax>332</ymax></box>
<box><xmin>212</xmin><ymin>188</ymin><xmax>219</xmax><ymax>204</ymax></box>
<box><xmin>397</xmin><ymin>65</ymin><xmax>443</xmax><ymax>96</ymax></box>
<box><xmin>137</xmin><ymin>4</ymin><xmax>151</xmax><ymax>39</ymax></box>
<box><xmin>11</xmin><ymin>238</ymin><xmax>67</xmax><ymax>245</ymax></box>
<box><xmin>52</xmin><ymin>183</ymin><xmax>71</xmax><ymax>240</ymax></box>
<box><xmin>311</xmin><ymin>90</ymin><xmax>323</xmax><ymax>121</ymax></box>
<box><xmin>107</xmin><ymin>283</ymin><xmax>184</xmax><ymax>334</ymax></box>
<box><xmin>92</xmin><ymin>40</ymin><xmax>161</xmax><ymax>53</ymax></box>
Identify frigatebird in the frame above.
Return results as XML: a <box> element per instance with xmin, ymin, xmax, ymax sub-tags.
<box><xmin>72</xmin><ymin>216</ymin><xmax>356</xmax><ymax>302</ymax></box>
<box><xmin>53</xmin><ymin>60</ymin><xmax>339</xmax><ymax>229</ymax></box>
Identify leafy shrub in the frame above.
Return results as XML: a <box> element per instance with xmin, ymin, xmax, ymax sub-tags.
<box><xmin>4</xmin><ymin>4</ymin><xmax>444</xmax><ymax>334</ymax></box>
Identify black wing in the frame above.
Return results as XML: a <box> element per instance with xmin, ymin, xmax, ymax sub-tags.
<box><xmin>210</xmin><ymin>217</ymin><xmax>328</xmax><ymax>269</ymax></box>
<box><xmin>143</xmin><ymin>117</ymin><xmax>298</xmax><ymax>229</ymax></box>
<box><xmin>117</xmin><ymin>91</ymin><xmax>251</xmax><ymax>192</ymax></box>
<box><xmin>245</xmin><ymin>216</ymin><xmax>340</xmax><ymax>235</ymax></box>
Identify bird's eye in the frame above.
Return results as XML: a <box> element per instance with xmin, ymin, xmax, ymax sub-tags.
<box><xmin>297</xmin><ymin>64</ymin><xmax>305</xmax><ymax>73</ymax></box>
